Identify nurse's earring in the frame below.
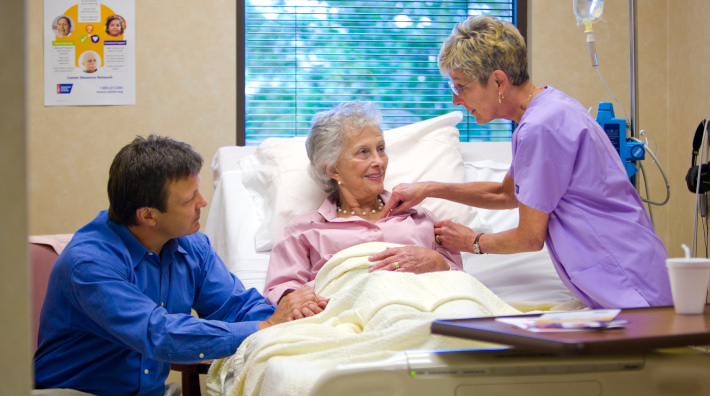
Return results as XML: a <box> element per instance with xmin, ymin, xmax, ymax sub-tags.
<box><xmin>498</xmin><ymin>91</ymin><xmax>504</xmax><ymax>103</ymax></box>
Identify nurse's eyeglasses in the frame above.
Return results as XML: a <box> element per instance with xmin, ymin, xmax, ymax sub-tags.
<box><xmin>447</xmin><ymin>79</ymin><xmax>475</xmax><ymax>96</ymax></box>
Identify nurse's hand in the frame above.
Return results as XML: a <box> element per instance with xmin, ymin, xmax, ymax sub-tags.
<box><xmin>381</xmin><ymin>182</ymin><xmax>429</xmax><ymax>217</ymax></box>
<box><xmin>368</xmin><ymin>246</ymin><xmax>450</xmax><ymax>273</ymax></box>
<box><xmin>434</xmin><ymin>220</ymin><xmax>476</xmax><ymax>253</ymax></box>
<box><xmin>259</xmin><ymin>286</ymin><xmax>328</xmax><ymax>329</ymax></box>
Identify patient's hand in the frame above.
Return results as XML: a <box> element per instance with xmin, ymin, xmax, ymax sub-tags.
<box><xmin>368</xmin><ymin>246</ymin><xmax>450</xmax><ymax>273</ymax></box>
<box><xmin>259</xmin><ymin>287</ymin><xmax>328</xmax><ymax>329</ymax></box>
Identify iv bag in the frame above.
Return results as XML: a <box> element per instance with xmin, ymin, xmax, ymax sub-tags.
<box><xmin>573</xmin><ymin>0</ymin><xmax>604</xmax><ymax>30</ymax></box>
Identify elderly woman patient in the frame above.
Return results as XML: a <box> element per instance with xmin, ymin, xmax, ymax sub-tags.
<box><xmin>263</xmin><ymin>100</ymin><xmax>462</xmax><ymax>304</ymax></box>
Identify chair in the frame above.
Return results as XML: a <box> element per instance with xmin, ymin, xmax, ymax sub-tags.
<box><xmin>30</xmin><ymin>242</ymin><xmax>60</xmax><ymax>352</ymax></box>
<box><xmin>169</xmin><ymin>361</ymin><xmax>211</xmax><ymax>396</ymax></box>
<box><xmin>29</xmin><ymin>238</ymin><xmax>209</xmax><ymax>396</ymax></box>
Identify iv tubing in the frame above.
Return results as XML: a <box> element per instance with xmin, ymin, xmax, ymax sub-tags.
<box><xmin>638</xmin><ymin>162</ymin><xmax>654</xmax><ymax>226</ymax></box>
<box><xmin>629</xmin><ymin>137</ymin><xmax>670</xmax><ymax>206</ymax></box>
<box><xmin>595</xmin><ymin>66</ymin><xmax>630</xmax><ymax>124</ymax></box>
<box><xmin>587</xmin><ymin>34</ymin><xmax>599</xmax><ymax>67</ymax></box>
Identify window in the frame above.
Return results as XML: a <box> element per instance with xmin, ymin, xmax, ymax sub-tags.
<box><xmin>238</xmin><ymin>0</ymin><xmax>525</xmax><ymax>145</ymax></box>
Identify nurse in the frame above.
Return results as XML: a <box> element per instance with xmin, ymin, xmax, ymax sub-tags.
<box><xmin>380</xmin><ymin>16</ymin><xmax>672</xmax><ymax>309</ymax></box>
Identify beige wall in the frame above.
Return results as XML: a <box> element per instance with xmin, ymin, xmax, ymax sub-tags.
<box><xmin>27</xmin><ymin>1</ymin><xmax>705</xmax><ymax>259</ymax></box>
<box><xmin>668</xmin><ymin>1</ymin><xmax>710</xmax><ymax>256</ymax></box>
<box><xmin>531</xmin><ymin>0</ymin><xmax>706</xmax><ymax>258</ymax></box>
<box><xmin>19</xmin><ymin>5</ymin><xmax>710</xmax><ymax>271</ymax></box>
<box><xmin>1</xmin><ymin>1</ymin><xmax>31</xmax><ymax>394</ymax></box>
<box><xmin>27</xmin><ymin>0</ymin><xmax>238</xmax><ymax>235</ymax></box>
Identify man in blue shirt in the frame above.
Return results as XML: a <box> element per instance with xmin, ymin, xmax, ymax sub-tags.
<box><xmin>34</xmin><ymin>135</ymin><xmax>327</xmax><ymax>396</ymax></box>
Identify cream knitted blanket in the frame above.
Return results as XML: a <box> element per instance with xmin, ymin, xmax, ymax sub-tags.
<box><xmin>206</xmin><ymin>242</ymin><xmax>521</xmax><ymax>396</ymax></box>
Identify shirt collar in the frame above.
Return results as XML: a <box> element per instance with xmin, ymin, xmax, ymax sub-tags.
<box><xmin>105</xmin><ymin>212</ymin><xmax>186</xmax><ymax>268</ymax></box>
<box><xmin>165</xmin><ymin>239</ymin><xmax>187</xmax><ymax>257</ymax></box>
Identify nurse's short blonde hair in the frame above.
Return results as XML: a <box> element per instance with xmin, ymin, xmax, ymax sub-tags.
<box><xmin>438</xmin><ymin>16</ymin><xmax>529</xmax><ymax>87</ymax></box>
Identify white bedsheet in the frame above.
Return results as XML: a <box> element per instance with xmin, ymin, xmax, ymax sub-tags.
<box><xmin>206</xmin><ymin>242</ymin><xmax>522</xmax><ymax>396</ymax></box>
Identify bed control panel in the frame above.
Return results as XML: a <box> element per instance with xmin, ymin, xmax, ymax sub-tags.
<box><xmin>404</xmin><ymin>349</ymin><xmax>644</xmax><ymax>378</ymax></box>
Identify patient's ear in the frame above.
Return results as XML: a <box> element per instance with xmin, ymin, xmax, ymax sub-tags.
<box><xmin>326</xmin><ymin>165</ymin><xmax>340</xmax><ymax>183</ymax></box>
<box><xmin>135</xmin><ymin>207</ymin><xmax>158</xmax><ymax>227</ymax></box>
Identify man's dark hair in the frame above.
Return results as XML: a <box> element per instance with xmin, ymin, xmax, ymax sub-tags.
<box><xmin>108</xmin><ymin>135</ymin><xmax>203</xmax><ymax>226</ymax></box>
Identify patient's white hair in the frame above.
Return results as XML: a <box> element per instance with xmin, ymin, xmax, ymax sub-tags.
<box><xmin>306</xmin><ymin>100</ymin><xmax>383</xmax><ymax>193</ymax></box>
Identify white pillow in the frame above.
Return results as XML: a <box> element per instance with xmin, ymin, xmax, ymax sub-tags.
<box><xmin>240</xmin><ymin>111</ymin><xmax>490</xmax><ymax>252</ymax></box>
<box><xmin>464</xmin><ymin>160</ymin><xmax>518</xmax><ymax>232</ymax></box>
<box><xmin>204</xmin><ymin>169</ymin><xmax>270</xmax><ymax>294</ymax></box>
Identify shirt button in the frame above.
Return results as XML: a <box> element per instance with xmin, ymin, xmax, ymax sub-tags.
<box><xmin>199</xmin><ymin>353</ymin><xmax>204</xmax><ymax>358</ymax></box>
<box><xmin>148</xmin><ymin>252</ymin><xmax>154</xmax><ymax>256</ymax></box>
<box><xmin>144</xmin><ymin>369</ymin><xmax>149</xmax><ymax>374</ymax></box>
<box><xmin>160</xmin><ymin>302</ymin><xmax>164</xmax><ymax>307</ymax></box>
<box><xmin>372</xmin><ymin>228</ymin><xmax>379</xmax><ymax>232</ymax></box>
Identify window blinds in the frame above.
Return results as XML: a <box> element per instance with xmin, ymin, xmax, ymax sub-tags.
<box><xmin>240</xmin><ymin>0</ymin><xmax>519</xmax><ymax>145</ymax></box>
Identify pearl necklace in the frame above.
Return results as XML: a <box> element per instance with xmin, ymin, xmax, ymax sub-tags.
<box><xmin>338</xmin><ymin>198</ymin><xmax>384</xmax><ymax>216</ymax></box>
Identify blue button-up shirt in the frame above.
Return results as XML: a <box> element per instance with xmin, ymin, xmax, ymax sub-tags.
<box><xmin>34</xmin><ymin>211</ymin><xmax>276</xmax><ymax>396</ymax></box>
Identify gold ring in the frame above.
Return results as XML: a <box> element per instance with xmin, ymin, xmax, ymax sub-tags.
<box><xmin>393</xmin><ymin>261</ymin><xmax>399</xmax><ymax>270</ymax></box>
<box><xmin>435</xmin><ymin>235</ymin><xmax>441</xmax><ymax>244</ymax></box>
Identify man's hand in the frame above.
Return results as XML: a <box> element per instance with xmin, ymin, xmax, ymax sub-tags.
<box><xmin>259</xmin><ymin>286</ymin><xmax>328</xmax><ymax>330</ymax></box>
<box><xmin>380</xmin><ymin>182</ymin><xmax>429</xmax><ymax>218</ymax></box>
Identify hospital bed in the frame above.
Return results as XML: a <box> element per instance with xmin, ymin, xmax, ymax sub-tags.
<box><xmin>205</xmin><ymin>112</ymin><xmax>575</xmax><ymax>307</ymax></box>
<box><xmin>204</xmin><ymin>112</ymin><xmax>710</xmax><ymax>395</ymax></box>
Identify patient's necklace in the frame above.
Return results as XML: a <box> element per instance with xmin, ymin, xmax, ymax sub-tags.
<box><xmin>338</xmin><ymin>198</ymin><xmax>384</xmax><ymax>216</ymax></box>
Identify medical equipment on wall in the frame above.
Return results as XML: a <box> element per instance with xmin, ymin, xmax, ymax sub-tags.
<box><xmin>686</xmin><ymin>120</ymin><xmax>710</xmax><ymax>195</ymax></box>
<box><xmin>575</xmin><ymin>0</ymin><xmax>670</xmax><ymax>227</ymax></box>
<box><xmin>594</xmin><ymin>104</ymin><xmax>669</xmax><ymax>209</ymax></box>
<box><xmin>596</xmin><ymin>102</ymin><xmax>644</xmax><ymax>178</ymax></box>
<box><xmin>688</xmin><ymin>120</ymin><xmax>709</xmax><ymax>257</ymax></box>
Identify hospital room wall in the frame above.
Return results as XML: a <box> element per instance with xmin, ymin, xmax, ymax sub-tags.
<box><xmin>666</xmin><ymin>3</ymin><xmax>710</xmax><ymax>257</ymax></box>
<box><xmin>25</xmin><ymin>0</ymin><xmax>707</xmax><ymax>259</ymax></box>
<box><xmin>531</xmin><ymin>0</ymin><xmax>708</xmax><ymax>258</ymax></box>
<box><xmin>26</xmin><ymin>1</ymin><xmax>239</xmax><ymax>236</ymax></box>
<box><xmin>1</xmin><ymin>1</ymin><xmax>32</xmax><ymax>394</ymax></box>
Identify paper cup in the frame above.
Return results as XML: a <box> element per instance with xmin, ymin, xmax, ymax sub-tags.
<box><xmin>666</xmin><ymin>258</ymin><xmax>710</xmax><ymax>314</ymax></box>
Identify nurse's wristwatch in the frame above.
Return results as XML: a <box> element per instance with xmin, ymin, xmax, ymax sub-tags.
<box><xmin>472</xmin><ymin>233</ymin><xmax>485</xmax><ymax>255</ymax></box>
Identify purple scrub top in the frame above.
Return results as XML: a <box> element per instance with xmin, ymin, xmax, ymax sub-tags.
<box><xmin>508</xmin><ymin>87</ymin><xmax>672</xmax><ymax>309</ymax></box>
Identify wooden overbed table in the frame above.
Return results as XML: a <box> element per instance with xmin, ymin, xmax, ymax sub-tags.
<box><xmin>431</xmin><ymin>305</ymin><xmax>710</xmax><ymax>355</ymax></box>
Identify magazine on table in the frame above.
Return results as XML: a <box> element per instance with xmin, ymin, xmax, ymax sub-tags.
<box><xmin>496</xmin><ymin>309</ymin><xmax>628</xmax><ymax>332</ymax></box>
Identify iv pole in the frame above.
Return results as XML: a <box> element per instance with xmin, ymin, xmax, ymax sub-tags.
<box><xmin>628</xmin><ymin>0</ymin><xmax>638</xmax><ymax>141</ymax></box>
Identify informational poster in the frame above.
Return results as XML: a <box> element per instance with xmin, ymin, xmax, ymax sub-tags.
<box><xmin>44</xmin><ymin>0</ymin><xmax>135</xmax><ymax>106</ymax></box>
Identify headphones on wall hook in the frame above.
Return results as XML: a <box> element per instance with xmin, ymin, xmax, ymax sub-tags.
<box><xmin>686</xmin><ymin>119</ymin><xmax>710</xmax><ymax>194</ymax></box>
